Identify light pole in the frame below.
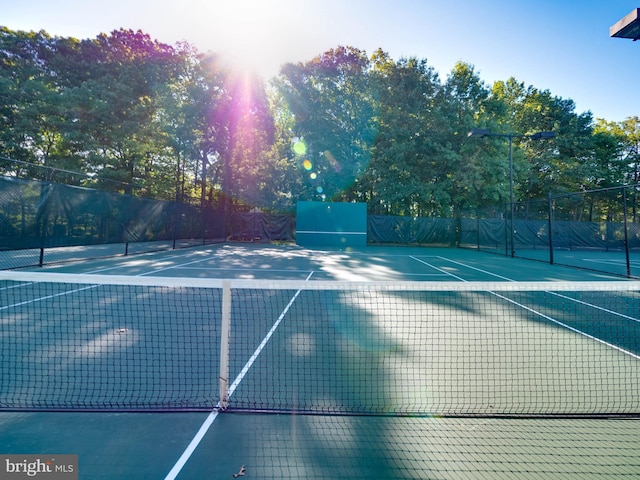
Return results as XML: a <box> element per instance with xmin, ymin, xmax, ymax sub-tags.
<box><xmin>468</xmin><ymin>128</ymin><xmax>555</xmax><ymax>257</ymax></box>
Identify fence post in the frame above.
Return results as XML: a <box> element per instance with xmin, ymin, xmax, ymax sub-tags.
<box><xmin>623</xmin><ymin>186</ymin><xmax>631</xmax><ymax>277</ymax></box>
<box><xmin>547</xmin><ymin>193</ymin><xmax>554</xmax><ymax>265</ymax></box>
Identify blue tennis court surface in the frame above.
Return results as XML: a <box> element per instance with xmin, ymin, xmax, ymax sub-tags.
<box><xmin>2</xmin><ymin>245</ymin><xmax>640</xmax><ymax>479</ymax></box>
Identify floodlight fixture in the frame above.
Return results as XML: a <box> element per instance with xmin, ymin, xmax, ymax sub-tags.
<box><xmin>530</xmin><ymin>131</ymin><xmax>556</xmax><ymax>140</ymax></box>
<box><xmin>467</xmin><ymin>128</ymin><xmax>491</xmax><ymax>138</ymax></box>
<box><xmin>610</xmin><ymin>8</ymin><xmax>640</xmax><ymax>40</ymax></box>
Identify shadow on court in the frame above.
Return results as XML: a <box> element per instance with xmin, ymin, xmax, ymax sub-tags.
<box><xmin>2</xmin><ymin>245</ymin><xmax>639</xmax><ymax>479</ymax></box>
<box><xmin>3</xmin><ymin>411</ymin><xmax>640</xmax><ymax>478</ymax></box>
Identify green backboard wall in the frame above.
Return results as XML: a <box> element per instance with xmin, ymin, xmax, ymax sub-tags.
<box><xmin>296</xmin><ymin>201</ymin><xmax>367</xmax><ymax>247</ymax></box>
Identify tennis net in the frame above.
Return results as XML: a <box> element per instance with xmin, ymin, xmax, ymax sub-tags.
<box><xmin>1</xmin><ymin>271</ymin><xmax>639</xmax><ymax>417</ymax></box>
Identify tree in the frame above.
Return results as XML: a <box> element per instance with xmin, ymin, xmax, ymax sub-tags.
<box><xmin>0</xmin><ymin>28</ymin><xmax>66</xmax><ymax>175</ymax></box>
<box><xmin>366</xmin><ymin>51</ymin><xmax>450</xmax><ymax>216</ymax></box>
<box><xmin>63</xmin><ymin>29</ymin><xmax>181</xmax><ymax>196</ymax></box>
<box><xmin>468</xmin><ymin>77</ymin><xmax>593</xmax><ymax>210</ymax></box>
<box><xmin>216</xmin><ymin>70</ymin><xmax>275</xmax><ymax>210</ymax></box>
<box><xmin>1</xmin><ymin>27</ymin><xmax>633</xmax><ymax>220</ymax></box>
<box><xmin>160</xmin><ymin>47</ymin><xmax>231</xmax><ymax>205</ymax></box>
<box><xmin>595</xmin><ymin>116</ymin><xmax>640</xmax><ymax>185</ymax></box>
<box><xmin>442</xmin><ymin>62</ymin><xmax>493</xmax><ymax>213</ymax></box>
<box><xmin>277</xmin><ymin>46</ymin><xmax>376</xmax><ymax>202</ymax></box>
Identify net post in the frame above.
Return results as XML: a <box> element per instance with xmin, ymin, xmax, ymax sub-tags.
<box><xmin>218</xmin><ymin>280</ymin><xmax>231</xmax><ymax>410</ymax></box>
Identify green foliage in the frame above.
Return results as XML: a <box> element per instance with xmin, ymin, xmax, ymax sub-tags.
<box><xmin>277</xmin><ymin>46</ymin><xmax>376</xmax><ymax>203</ymax></box>
<box><xmin>594</xmin><ymin>117</ymin><xmax>640</xmax><ymax>185</ymax></box>
<box><xmin>0</xmin><ymin>27</ymin><xmax>630</xmax><ymax>218</ymax></box>
<box><xmin>366</xmin><ymin>54</ymin><xmax>448</xmax><ymax>216</ymax></box>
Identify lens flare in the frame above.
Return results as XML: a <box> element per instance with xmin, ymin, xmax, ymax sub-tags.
<box><xmin>302</xmin><ymin>159</ymin><xmax>313</xmax><ymax>171</ymax></box>
<box><xmin>324</xmin><ymin>150</ymin><xmax>341</xmax><ymax>172</ymax></box>
<box><xmin>310</xmin><ymin>172</ymin><xmax>317</xmax><ymax>179</ymax></box>
<box><xmin>293</xmin><ymin>139</ymin><xmax>307</xmax><ymax>156</ymax></box>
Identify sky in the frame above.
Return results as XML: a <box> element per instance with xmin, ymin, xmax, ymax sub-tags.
<box><xmin>2</xmin><ymin>0</ymin><xmax>639</xmax><ymax>123</ymax></box>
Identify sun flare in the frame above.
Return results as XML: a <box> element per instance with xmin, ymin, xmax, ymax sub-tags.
<box><xmin>204</xmin><ymin>0</ymin><xmax>304</xmax><ymax>78</ymax></box>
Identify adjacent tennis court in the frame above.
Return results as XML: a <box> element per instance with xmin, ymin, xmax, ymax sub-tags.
<box><xmin>2</xmin><ymin>244</ymin><xmax>640</xmax><ymax>479</ymax></box>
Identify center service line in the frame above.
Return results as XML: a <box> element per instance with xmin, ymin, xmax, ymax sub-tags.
<box><xmin>164</xmin><ymin>271</ymin><xmax>315</xmax><ymax>480</ymax></box>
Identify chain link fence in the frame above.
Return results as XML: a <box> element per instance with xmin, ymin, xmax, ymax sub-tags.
<box><xmin>459</xmin><ymin>185</ymin><xmax>640</xmax><ymax>278</ymax></box>
<box><xmin>0</xmin><ymin>176</ymin><xmax>296</xmax><ymax>269</ymax></box>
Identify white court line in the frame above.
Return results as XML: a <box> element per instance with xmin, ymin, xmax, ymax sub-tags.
<box><xmin>491</xmin><ymin>290</ymin><xmax>640</xmax><ymax>360</ymax></box>
<box><xmin>3</xmin><ymin>248</ymin><xmax>313</xmax><ymax>480</ymax></box>
<box><xmin>162</xmin><ymin>411</ymin><xmax>219</xmax><ymax>480</ymax></box>
<box><xmin>173</xmin><ymin>266</ymin><xmax>315</xmax><ymax>274</ymax></box>
<box><xmin>85</xmin><ymin>248</ymin><xmax>229</xmax><ymax>276</ymax></box>
<box><xmin>1</xmin><ymin>252</ymin><xmax>218</xmax><ymax>310</ymax></box>
<box><xmin>136</xmin><ymin>255</ymin><xmax>218</xmax><ymax>276</ymax></box>
<box><xmin>434</xmin><ymin>256</ymin><xmax>514</xmax><ymax>282</ymax></box>
<box><xmin>163</xmin><ymin>271</ymin><xmax>314</xmax><ymax>480</ymax></box>
<box><xmin>409</xmin><ymin>256</ymin><xmax>467</xmax><ymax>282</ymax></box>
<box><xmin>227</xmin><ymin>273</ymin><xmax>312</xmax><ymax>397</ymax></box>
<box><xmin>438</xmin><ymin>256</ymin><xmax>640</xmax><ymax>321</ymax></box>
<box><xmin>435</xmin><ymin>255</ymin><xmax>640</xmax><ymax>350</ymax></box>
<box><xmin>0</xmin><ymin>281</ymin><xmax>36</xmax><ymax>292</ymax></box>
<box><xmin>582</xmin><ymin>257</ymin><xmax>640</xmax><ymax>267</ymax></box>
<box><xmin>550</xmin><ymin>291</ymin><xmax>640</xmax><ymax>324</ymax></box>
<box><xmin>0</xmin><ymin>284</ymin><xmax>98</xmax><ymax>310</ymax></box>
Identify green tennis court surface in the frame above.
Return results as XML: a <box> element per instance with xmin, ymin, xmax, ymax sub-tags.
<box><xmin>1</xmin><ymin>245</ymin><xmax>640</xmax><ymax>479</ymax></box>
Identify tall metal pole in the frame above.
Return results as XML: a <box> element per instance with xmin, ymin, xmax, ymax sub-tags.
<box><xmin>467</xmin><ymin>128</ymin><xmax>554</xmax><ymax>259</ymax></box>
<box><xmin>508</xmin><ymin>134</ymin><xmax>515</xmax><ymax>258</ymax></box>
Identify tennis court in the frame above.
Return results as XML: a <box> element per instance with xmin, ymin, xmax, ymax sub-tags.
<box><xmin>2</xmin><ymin>244</ymin><xmax>640</xmax><ymax>479</ymax></box>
